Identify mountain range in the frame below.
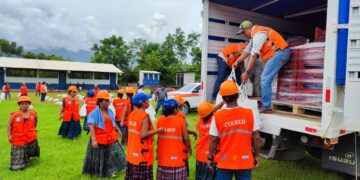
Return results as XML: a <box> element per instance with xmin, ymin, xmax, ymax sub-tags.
<box><xmin>29</xmin><ymin>48</ymin><xmax>93</xmax><ymax>62</ymax></box>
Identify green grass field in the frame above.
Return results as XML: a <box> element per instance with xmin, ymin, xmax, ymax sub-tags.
<box><xmin>0</xmin><ymin>92</ymin><xmax>343</xmax><ymax>179</ymax></box>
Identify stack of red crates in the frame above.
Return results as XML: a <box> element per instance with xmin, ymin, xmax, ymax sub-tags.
<box><xmin>276</xmin><ymin>43</ymin><xmax>325</xmax><ymax>106</ymax></box>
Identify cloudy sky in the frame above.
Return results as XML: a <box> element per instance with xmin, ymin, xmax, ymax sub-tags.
<box><xmin>0</xmin><ymin>0</ymin><xmax>203</xmax><ymax>52</ymax></box>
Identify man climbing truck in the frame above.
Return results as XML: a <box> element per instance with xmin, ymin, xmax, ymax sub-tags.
<box><xmin>201</xmin><ymin>0</ymin><xmax>360</xmax><ymax>176</ymax></box>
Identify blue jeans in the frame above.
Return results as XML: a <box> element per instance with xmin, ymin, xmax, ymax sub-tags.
<box><xmin>212</xmin><ymin>57</ymin><xmax>242</xmax><ymax>100</ymax></box>
<box><xmin>216</xmin><ymin>169</ymin><xmax>252</xmax><ymax>180</ymax></box>
<box><xmin>261</xmin><ymin>48</ymin><xmax>290</xmax><ymax>109</ymax></box>
<box><xmin>155</xmin><ymin>100</ymin><xmax>165</xmax><ymax>114</ymax></box>
<box><xmin>5</xmin><ymin>92</ymin><xmax>11</xmax><ymax>99</ymax></box>
<box><xmin>41</xmin><ymin>93</ymin><xmax>46</xmax><ymax>102</ymax></box>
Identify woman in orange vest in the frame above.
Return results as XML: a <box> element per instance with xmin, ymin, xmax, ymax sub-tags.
<box><xmin>83</xmin><ymin>90</ymin><xmax>126</xmax><ymax>177</ymax></box>
<box><xmin>35</xmin><ymin>81</ymin><xmax>41</xmax><ymax>96</ymax></box>
<box><xmin>156</xmin><ymin>99</ymin><xmax>192</xmax><ymax>180</ymax></box>
<box><xmin>40</xmin><ymin>82</ymin><xmax>47</xmax><ymax>102</ymax></box>
<box><xmin>83</xmin><ymin>90</ymin><xmax>97</xmax><ymax>131</ymax></box>
<box><xmin>122</xmin><ymin>86</ymin><xmax>135</xmax><ymax>145</ymax></box>
<box><xmin>207</xmin><ymin>80</ymin><xmax>261</xmax><ymax>179</ymax></box>
<box><xmin>113</xmin><ymin>89</ymin><xmax>128</xmax><ymax>144</ymax></box>
<box><xmin>20</xmin><ymin>82</ymin><xmax>28</xmax><ymax>96</ymax></box>
<box><xmin>3</xmin><ymin>82</ymin><xmax>11</xmax><ymax>99</ymax></box>
<box><xmin>125</xmin><ymin>93</ymin><xmax>164</xmax><ymax>180</ymax></box>
<box><xmin>7</xmin><ymin>96</ymin><xmax>40</xmax><ymax>170</ymax></box>
<box><xmin>234</xmin><ymin>21</ymin><xmax>290</xmax><ymax>113</ymax></box>
<box><xmin>195</xmin><ymin>101</ymin><xmax>224</xmax><ymax>180</ymax></box>
<box><xmin>58</xmin><ymin>86</ymin><xmax>82</xmax><ymax>139</ymax></box>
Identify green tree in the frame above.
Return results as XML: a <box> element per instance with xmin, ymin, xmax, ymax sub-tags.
<box><xmin>0</xmin><ymin>39</ymin><xmax>23</xmax><ymax>57</ymax></box>
<box><xmin>23</xmin><ymin>52</ymin><xmax>37</xmax><ymax>59</ymax></box>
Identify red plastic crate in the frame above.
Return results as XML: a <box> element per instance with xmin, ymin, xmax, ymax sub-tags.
<box><xmin>295</xmin><ymin>93</ymin><xmax>322</xmax><ymax>106</ymax></box>
<box><xmin>279</xmin><ymin>70</ymin><xmax>297</xmax><ymax>79</ymax></box>
<box><xmin>276</xmin><ymin>92</ymin><xmax>297</xmax><ymax>103</ymax></box>
<box><xmin>314</xmin><ymin>27</ymin><xmax>326</xmax><ymax>42</ymax></box>
<box><xmin>297</xmin><ymin>69</ymin><xmax>324</xmax><ymax>79</ymax></box>
<box><xmin>297</xmin><ymin>79</ymin><xmax>323</xmax><ymax>94</ymax></box>
<box><xmin>277</xmin><ymin>79</ymin><xmax>297</xmax><ymax>93</ymax></box>
<box><xmin>298</xmin><ymin>59</ymin><xmax>324</xmax><ymax>70</ymax></box>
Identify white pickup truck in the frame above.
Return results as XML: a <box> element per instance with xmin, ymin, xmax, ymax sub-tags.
<box><xmin>167</xmin><ymin>83</ymin><xmax>201</xmax><ymax>114</ymax></box>
<box><xmin>201</xmin><ymin>0</ymin><xmax>360</xmax><ymax>176</ymax></box>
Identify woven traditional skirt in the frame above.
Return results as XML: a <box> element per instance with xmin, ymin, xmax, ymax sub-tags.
<box><xmin>58</xmin><ymin>120</ymin><xmax>82</xmax><ymax>138</ymax></box>
<box><xmin>195</xmin><ymin>161</ymin><xmax>216</xmax><ymax>180</ymax></box>
<box><xmin>157</xmin><ymin>166</ymin><xmax>188</xmax><ymax>180</ymax></box>
<box><xmin>125</xmin><ymin>162</ymin><xmax>153</xmax><ymax>180</ymax></box>
<box><xmin>82</xmin><ymin>139</ymin><xmax>126</xmax><ymax>177</ymax></box>
<box><xmin>10</xmin><ymin>140</ymin><xmax>40</xmax><ymax>170</ymax></box>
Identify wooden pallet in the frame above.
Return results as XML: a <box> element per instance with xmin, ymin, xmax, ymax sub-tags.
<box><xmin>271</xmin><ymin>101</ymin><xmax>322</xmax><ymax>119</ymax></box>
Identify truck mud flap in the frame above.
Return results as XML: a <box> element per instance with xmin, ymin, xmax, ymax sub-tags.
<box><xmin>321</xmin><ymin>133</ymin><xmax>360</xmax><ymax>176</ymax></box>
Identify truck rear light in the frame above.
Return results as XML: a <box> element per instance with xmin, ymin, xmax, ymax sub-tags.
<box><xmin>300</xmin><ymin>136</ymin><xmax>309</xmax><ymax>143</ymax></box>
<box><xmin>305</xmin><ymin>127</ymin><xmax>317</xmax><ymax>133</ymax></box>
<box><xmin>311</xmin><ymin>137</ymin><xmax>320</xmax><ymax>145</ymax></box>
<box><xmin>339</xmin><ymin>129</ymin><xmax>346</xmax><ymax>134</ymax></box>
<box><xmin>325</xmin><ymin>89</ymin><xmax>330</xmax><ymax>103</ymax></box>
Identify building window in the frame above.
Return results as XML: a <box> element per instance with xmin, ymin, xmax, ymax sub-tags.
<box><xmin>94</xmin><ymin>72</ymin><xmax>109</xmax><ymax>80</ymax></box>
<box><xmin>6</xmin><ymin>68</ymin><xmax>37</xmax><ymax>77</ymax></box>
<box><xmin>39</xmin><ymin>70</ymin><xmax>58</xmax><ymax>78</ymax></box>
<box><xmin>69</xmin><ymin>71</ymin><xmax>93</xmax><ymax>79</ymax></box>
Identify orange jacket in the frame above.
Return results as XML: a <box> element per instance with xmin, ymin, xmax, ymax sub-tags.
<box><xmin>213</xmin><ymin>107</ymin><xmax>254</xmax><ymax>170</ymax></box>
<box><xmin>10</xmin><ymin>111</ymin><xmax>37</xmax><ymax>146</ymax></box>
<box><xmin>95</xmin><ymin>112</ymin><xmax>118</xmax><ymax>145</ymax></box>
<box><xmin>156</xmin><ymin>115</ymin><xmax>187</xmax><ymax>167</ymax></box>
<box><xmin>62</xmin><ymin>96</ymin><xmax>80</xmax><ymax>121</ymax></box>
<box><xmin>220</xmin><ymin>43</ymin><xmax>247</xmax><ymax>68</ymax></box>
<box><xmin>20</xmin><ymin>85</ymin><xmax>28</xmax><ymax>95</ymax></box>
<box><xmin>126</xmin><ymin>110</ymin><xmax>154</xmax><ymax>166</ymax></box>
<box><xmin>251</xmin><ymin>25</ymin><xmax>288</xmax><ymax>62</ymax></box>
<box><xmin>113</xmin><ymin>98</ymin><xmax>127</xmax><ymax>122</ymax></box>
<box><xmin>4</xmin><ymin>86</ymin><xmax>10</xmax><ymax>93</ymax></box>
<box><xmin>85</xmin><ymin>97</ymin><xmax>98</xmax><ymax>115</ymax></box>
<box><xmin>196</xmin><ymin>116</ymin><xmax>212</xmax><ymax>163</ymax></box>
<box><xmin>36</xmin><ymin>84</ymin><xmax>41</xmax><ymax>91</ymax></box>
<box><xmin>40</xmin><ymin>85</ymin><xmax>46</xmax><ymax>93</ymax></box>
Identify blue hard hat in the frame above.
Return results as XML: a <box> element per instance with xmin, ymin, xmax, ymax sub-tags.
<box><xmin>132</xmin><ymin>93</ymin><xmax>153</xmax><ymax>105</ymax></box>
<box><xmin>163</xmin><ymin>99</ymin><xmax>179</xmax><ymax>109</ymax></box>
<box><xmin>88</xmin><ymin>90</ymin><xmax>95</xmax><ymax>97</ymax></box>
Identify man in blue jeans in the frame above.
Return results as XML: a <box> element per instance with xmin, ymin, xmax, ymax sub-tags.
<box><xmin>155</xmin><ymin>85</ymin><xmax>167</xmax><ymax>114</ymax></box>
<box><xmin>233</xmin><ymin>21</ymin><xmax>290</xmax><ymax>113</ymax></box>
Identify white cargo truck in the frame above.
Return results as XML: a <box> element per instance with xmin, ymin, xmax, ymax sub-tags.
<box><xmin>201</xmin><ymin>0</ymin><xmax>360</xmax><ymax>176</ymax></box>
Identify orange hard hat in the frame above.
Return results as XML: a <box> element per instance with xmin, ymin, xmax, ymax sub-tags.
<box><xmin>118</xmin><ymin>89</ymin><xmax>125</xmax><ymax>94</ymax></box>
<box><xmin>97</xmin><ymin>90</ymin><xmax>110</xmax><ymax>100</ymax></box>
<box><xmin>173</xmin><ymin>95</ymin><xmax>186</xmax><ymax>104</ymax></box>
<box><xmin>18</xmin><ymin>96</ymin><xmax>31</xmax><ymax>104</ymax></box>
<box><xmin>68</xmin><ymin>85</ymin><xmax>78</xmax><ymax>92</ymax></box>
<box><xmin>198</xmin><ymin>101</ymin><xmax>214</xmax><ymax>118</ymax></box>
<box><xmin>219</xmin><ymin>80</ymin><xmax>238</xmax><ymax>96</ymax></box>
<box><xmin>126</xmin><ymin>87</ymin><xmax>135</xmax><ymax>94</ymax></box>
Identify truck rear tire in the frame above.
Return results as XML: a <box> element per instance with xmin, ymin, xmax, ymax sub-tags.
<box><xmin>274</xmin><ymin>144</ymin><xmax>305</xmax><ymax>161</ymax></box>
<box><xmin>306</xmin><ymin>147</ymin><xmax>321</xmax><ymax>159</ymax></box>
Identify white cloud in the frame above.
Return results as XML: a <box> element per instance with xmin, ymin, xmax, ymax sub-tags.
<box><xmin>136</xmin><ymin>12</ymin><xmax>168</xmax><ymax>39</ymax></box>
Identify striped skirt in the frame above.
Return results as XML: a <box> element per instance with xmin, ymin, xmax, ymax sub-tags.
<box><xmin>82</xmin><ymin>139</ymin><xmax>126</xmax><ymax>177</ymax></box>
<box><xmin>58</xmin><ymin>120</ymin><xmax>82</xmax><ymax>139</ymax></box>
<box><xmin>196</xmin><ymin>161</ymin><xmax>216</xmax><ymax>180</ymax></box>
<box><xmin>10</xmin><ymin>140</ymin><xmax>40</xmax><ymax>170</ymax></box>
<box><xmin>125</xmin><ymin>162</ymin><xmax>153</xmax><ymax>180</ymax></box>
<box><xmin>157</xmin><ymin>166</ymin><xmax>188</xmax><ymax>180</ymax></box>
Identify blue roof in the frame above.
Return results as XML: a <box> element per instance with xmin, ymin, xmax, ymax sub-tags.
<box><xmin>209</xmin><ymin>0</ymin><xmax>327</xmax><ymax>28</ymax></box>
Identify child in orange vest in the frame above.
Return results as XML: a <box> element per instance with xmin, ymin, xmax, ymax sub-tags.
<box><xmin>113</xmin><ymin>89</ymin><xmax>128</xmax><ymax>144</ymax></box>
<box><xmin>20</xmin><ymin>82</ymin><xmax>28</xmax><ymax>96</ymax></box>
<box><xmin>125</xmin><ymin>93</ymin><xmax>164</xmax><ymax>180</ymax></box>
<box><xmin>7</xmin><ymin>96</ymin><xmax>40</xmax><ymax>170</ymax></box>
<box><xmin>83</xmin><ymin>90</ymin><xmax>97</xmax><ymax>131</ymax></box>
<box><xmin>83</xmin><ymin>90</ymin><xmax>126</xmax><ymax>177</ymax></box>
<box><xmin>58</xmin><ymin>86</ymin><xmax>82</xmax><ymax>139</ymax></box>
<box><xmin>156</xmin><ymin>99</ymin><xmax>192</xmax><ymax>180</ymax></box>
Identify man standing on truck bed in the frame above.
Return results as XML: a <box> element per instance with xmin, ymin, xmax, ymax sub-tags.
<box><xmin>233</xmin><ymin>21</ymin><xmax>290</xmax><ymax>113</ymax></box>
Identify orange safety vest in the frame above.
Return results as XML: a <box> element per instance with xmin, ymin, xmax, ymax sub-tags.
<box><xmin>4</xmin><ymin>86</ymin><xmax>11</xmax><ymax>92</ymax></box>
<box><xmin>156</xmin><ymin>115</ymin><xmax>187</xmax><ymax>167</ymax></box>
<box><xmin>10</xmin><ymin>111</ymin><xmax>37</xmax><ymax>146</ymax></box>
<box><xmin>20</xmin><ymin>85</ymin><xmax>28</xmax><ymax>95</ymax></box>
<box><xmin>36</xmin><ymin>84</ymin><xmax>41</xmax><ymax>91</ymax></box>
<box><xmin>219</xmin><ymin>43</ymin><xmax>247</xmax><ymax>68</ymax></box>
<box><xmin>40</xmin><ymin>85</ymin><xmax>46</xmax><ymax>93</ymax></box>
<box><xmin>94</xmin><ymin>112</ymin><xmax>118</xmax><ymax>145</ymax></box>
<box><xmin>94</xmin><ymin>88</ymin><xmax>100</xmax><ymax>96</ymax></box>
<box><xmin>126</xmin><ymin>110</ymin><xmax>154</xmax><ymax>166</ymax></box>
<box><xmin>85</xmin><ymin>97</ymin><xmax>98</xmax><ymax>115</ymax></box>
<box><xmin>62</xmin><ymin>96</ymin><xmax>81</xmax><ymax>121</ymax></box>
<box><xmin>251</xmin><ymin>25</ymin><xmax>288</xmax><ymax>62</ymax></box>
<box><xmin>214</xmin><ymin>107</ymin><xmax>254</xmax><ymax>170</ymax></box>
<box><xmin>196</xmin><ymin>116</ymin><xmax>213</xmax><ymax>163</ymax></box>
<box><xmin>113</xmin><ymin>98</ymin><xmax>127</xmax><ymax>121</ymax></box>
<box><xmin>124</xmin><ymin>98</ymin><xmax>135</xmax><ymax>126</ymax></box>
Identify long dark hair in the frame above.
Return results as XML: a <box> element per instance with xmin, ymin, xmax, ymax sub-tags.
<box><xmin>162</xmin><ymin>106</ymin><xmax>177</xmax><ymax>117</ymax></box>
<box><xmin>127</xmin><ymin>93</ymin><xmax>134</xmax><ymax>111</ymax></box>
<box><xmin>222</xmin><ymin>94</ymin><xmax>239</xmax><ymax>103</ymax></box>
<box><xmin>203</xmin><ymin>112</ymin><xmax>213</xmax><ymax>122</ymax></box>
<box><xmin>118</xmin><ymin>93</ymin><xmax>124</xmax><ymax>98</ymax></box>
